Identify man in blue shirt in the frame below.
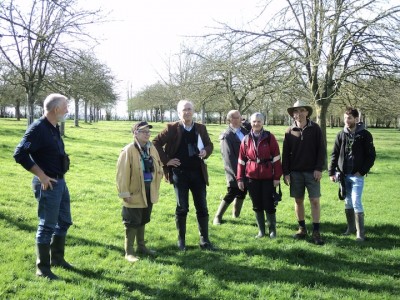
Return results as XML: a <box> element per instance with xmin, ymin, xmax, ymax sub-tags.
<box><xmin>14</xmin><ymin>93</ymin><xmax>72</xmax><ymax>280</ymax></box>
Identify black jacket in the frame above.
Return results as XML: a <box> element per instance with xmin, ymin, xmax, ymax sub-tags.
<box><xmin>219</xmin><ymin>126</ymin><xmax>248</xmax><ymax>187</ymax></box>
<box><xmin>282</xmin><ymin>120</ymin><xmax>325</xmax><ymax>175</ymax></box>
<box><xmin>328</xmin><ymin>122</ymin><xmax>375</xmax><ymax>176</ymax></box>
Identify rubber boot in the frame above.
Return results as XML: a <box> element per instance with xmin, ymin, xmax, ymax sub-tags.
<box><xmin>343</xmin><ymin>208</ymin><xmax>356</xmax><ymax>235</ymax></box>
<box><xmin>125</xmin><ymin>227</ymin><xmax>139</xmax><ymax>262</ymax></box>
<box><xmin>50</xmin><ymin>235</ymin><xmax>73</xmax><ymax>269</ymax></box>
<box><xmin>213</xmin><ymin>200</ymin><xmax>229</xmax><ymax>225</ymax></box>
<box><xmin>232</xmin><ymin>198</ymin><xmax>245</xmax><ymax>218</ymax></box>
<box><xmin>266</xmin><ymin>213</ymin><xmax>277</xmax><ymax>239</ymax></box>
<box><xmin>136</xmin><ymin>225</ymin><xmax>156</xmax><ymax>256</ymax></box>
<box><xmin>255</xmin><ymin>211</ymin><xmax>266</xmax><ymax>238</ymax></box>
<box><xmin>197</xmin><ymin>216</ymin><xmax>215</xmax><ymax>250</ymax></box>
<box><xmin>176</xmin><ymin>216</ymin><xmax>186</xmax><ymax>251</ymax></box>
<box><xmin>36</xmin><ymin>243</ymin><xmax>58</xmax><ymax>280</ymax></box>
<box><xmin>355</xmin><ymin>212</ymin><xmax>365</xmax><ymax>242</ymax></box>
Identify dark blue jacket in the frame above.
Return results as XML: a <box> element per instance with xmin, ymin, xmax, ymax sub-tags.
<box><xmin>14</xmin><ymin>117</ymin><xmax>66</xmax><ymax>176</ymax></box>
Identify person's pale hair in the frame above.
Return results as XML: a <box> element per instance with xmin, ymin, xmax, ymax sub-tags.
<box><xmin>250</xmin><ymin>112</ymin><xmax>265</xmax><ymax>123</ymax></box>
<box><xmin>177</xmin><ymin>99</ymin><xmax>194</xmax><ymax>113</ymax></box>
<box><xmin>43</xmin><ymin>93</ymin><xmax>68</xmax><ymax>113</ymax></box>
<box><xmin>226</xmin><ymin>110</ymin><xmax>240</xmax><ymax>122</ymax></box>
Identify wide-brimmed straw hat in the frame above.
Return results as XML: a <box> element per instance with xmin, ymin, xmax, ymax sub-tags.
<box><xmin>287</xmin><ymin>100</ymin><xmax>313</xmax><ymax>118</ymax></box>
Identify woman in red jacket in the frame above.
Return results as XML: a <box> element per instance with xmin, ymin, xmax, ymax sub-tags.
<box><xmin>237</xmin><ymin>112</ymin><xmax>283</xmax><ymax>238</ymax></box>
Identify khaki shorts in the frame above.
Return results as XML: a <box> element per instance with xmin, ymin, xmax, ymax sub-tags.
<box><xmin>290</xmin><ymin>171</ymin><xmax>321</xmax><ymax>199</ymax></box>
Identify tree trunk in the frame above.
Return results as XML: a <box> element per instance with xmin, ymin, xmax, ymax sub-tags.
<box><xmin>60</xmin><ymin>121</ymin><xmax>65</xmax><ymax>137</ymax></box>
<box><xmin>160</xmin><ymin>107</ymin><xmax>164</xmax><ymax>123</ymax></box>
<box><xmin>14</xmin><ymin>98</ymin><xmax>21</xmax><ymax>120</ymax></box>
<box><xmin>84</xmin><ymin>100</ymin><xmax>88</xmax><ymax>123</ymax></box>
<box><xmin>315</xmin><ymin>100</ymin><xmax>329</xmax><ymax>170</ymax></box>
<box><xmin>74</xmin><ymin>98</ymin><xmax>79</xmax><ymax>127</ymax></box>
<box><xmin>201</xmin><ymin>103</ymin><xmax>206</xmax><ymax>124</ymax></box>
<box><xmin>26</xmin><ymin>92</ymin><xmax>35</xmax><ymax>126</ymax></box>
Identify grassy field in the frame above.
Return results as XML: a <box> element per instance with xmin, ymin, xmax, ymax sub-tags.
<box><xmin>0</xmin><ymin>118</ymin><xmax>399</xmax><ymax>299</ymax></box>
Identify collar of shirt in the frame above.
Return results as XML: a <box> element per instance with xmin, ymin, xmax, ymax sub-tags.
<box><xmin>231</xmin><ymin>126</ymin><xmax>245</xmax><ymax>141</ymax></box>
<box><xmin>293</xmin><ymin>119</ymin><xmax>311</xmax><ymax>130</ymax></box>
<box><xmin>181</xmin><ymin>121</ymin><xmax>194</xmax><ymax>131</ymax></box>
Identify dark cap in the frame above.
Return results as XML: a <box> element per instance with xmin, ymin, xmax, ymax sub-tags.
<box><xmin>132</xmin><ymin>121</ymin><xmax>153</xmax><ymax>132</ymax></box>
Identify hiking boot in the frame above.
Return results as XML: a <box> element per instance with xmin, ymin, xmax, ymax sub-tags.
<box><xmin>293</xmin><ymin>227</ymin><xmax>307</xmax><ymax>239</ymax></box>
<box><xmin>312</xmin><ymin>231</ymin><xmax>324</xmax><ymax>245</ymax></box>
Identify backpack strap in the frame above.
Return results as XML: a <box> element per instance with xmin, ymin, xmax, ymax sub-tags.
<box><xmin>244</xmin><ymin>131</ymin><xmax>273</xmax><ymax>163</ymax></box>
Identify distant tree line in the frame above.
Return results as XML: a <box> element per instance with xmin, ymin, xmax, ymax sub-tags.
<box><xmin>127</xmin><ymin>0</ymin><xmax>400</xmax><ymax>139</ymax></box>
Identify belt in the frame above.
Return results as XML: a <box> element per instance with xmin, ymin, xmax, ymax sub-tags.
<box><xmin>46</xmin><ymin>173</ymin><xmax>64</xmax><ymax>179</ymax></box>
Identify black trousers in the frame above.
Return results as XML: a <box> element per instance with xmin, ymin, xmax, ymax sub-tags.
<box><xmin>247</xmin><ymin>178</ymin><xmax>275</xmax><ymax>214</ymax></box>
<box><xmin>172</xmin><ymin>168</ymin><xmax>208</xmax><ymax>218</ymax></box>
<box><xmin>223</xmin><ymin>186</ymin><xmax>247</xmax><ymax>204</ymax></box>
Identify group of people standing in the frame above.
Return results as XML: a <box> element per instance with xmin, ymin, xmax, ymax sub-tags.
<box><xmin>13</xmin><ymin>94</ymin><xmax>375</xmax><ymax>280</ymax></box>
<box><xmin>214</xmin><ymin>101</ymin><xmax>325</xmax><ymax>244</ymax></box>
<box><xmin>214</xmin><ymin>101</ymin><xmax>375</xmax><ymax>246</ymax></box>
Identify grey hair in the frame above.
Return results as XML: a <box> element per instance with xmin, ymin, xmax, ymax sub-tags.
<box><xmin>43</xmin><ymin>93</ymin><xmax>67</xmax><ymax>113</ymax></box>
<box><xmin>226</xmin><ymin>110</ymin><xmax>239</xmax><ymax>121</ymax></box>
<box><xmin>250</xmin><ymin>112</ymin><xmax>265</xmax><ymax>123</ymax></box>
<box><xmin>177</xmin><ymin>99</ymin><xmax>194</xmax><ymax>113</ymax></box>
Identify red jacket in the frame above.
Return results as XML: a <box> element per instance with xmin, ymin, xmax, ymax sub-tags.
<box><xmin>237</xmin><ymin>130</ymin><xmax>283</xmax><ymax>181</ymax></box>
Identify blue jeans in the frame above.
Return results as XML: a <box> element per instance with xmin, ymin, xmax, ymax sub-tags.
<box><xmin>172</xmin><ymin>168</ymin><xmax>208</xmax><ymax>218</ymax></box>
<box><xmin>32</xmin><ymin>176</ymin><xmax>72</xmax><ymax>244</ymax></box>
<box><xmin>344</xmin><ymin>174</ymin><xmax>365</xmax><ymax>213</ymax></box>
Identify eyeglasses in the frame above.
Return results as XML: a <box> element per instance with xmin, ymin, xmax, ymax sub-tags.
<box><xmin>138</xmin><ymin>130</ymin><xmax>151</xmax><ymax>134</ymax></box>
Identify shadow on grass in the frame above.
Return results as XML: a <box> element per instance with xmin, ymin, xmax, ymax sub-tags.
<box><xmin>153</xmin><ymin>242</ymin><xmax>399</xmax><ymax>296</ymax></box>
<box><xmin>0</xmin><ymin>211</ymin><xmax>36</xmax><ymax>232</ymax></box>
<box><xmin>2</xmin><ymin>210</ymin><xmax>399</xmax><ymax>298</ymax></box>
<box><xmin>61</xmin><ymin>264</ymin><xmax>204</xmax><ymax>299</ymax></box>
<box><xmin>320</xmin><ymin>221</ymin><xmax>400</xmax><ymax>250</ymax></box>
<box><xmin>0</xmin><ymin>211</ymin><xmax>123</xmax><ymax>253</ymax></box>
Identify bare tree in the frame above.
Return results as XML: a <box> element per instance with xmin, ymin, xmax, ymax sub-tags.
<box><xmin>337</xmin><ymin>76</ymin><xmax>400</xmax><ymax>127</ymax></box>
<box><xmin>48</xmin><ymin>51</ymin><xmax>118</xmax><ymax>126</ymax></box>
<box><xmin>0</xmin><ymin>0</ymin><xmax>104</xmax><ymax>125</ymax></box>
<box><xmin>222</xmin><ymin>0</ymin><xmax>400</xmax><ymax>141</ymax></box>
<box><xmin>0</xmin><ymin>65</ymin><xmax>25</xmax><ymax>119</ymax></box>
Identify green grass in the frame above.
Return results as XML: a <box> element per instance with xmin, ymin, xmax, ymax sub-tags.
<box><xmin>0</xmin><ymin>118</ymin><xmax>399</xmax><ymax>299</ymax></box>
